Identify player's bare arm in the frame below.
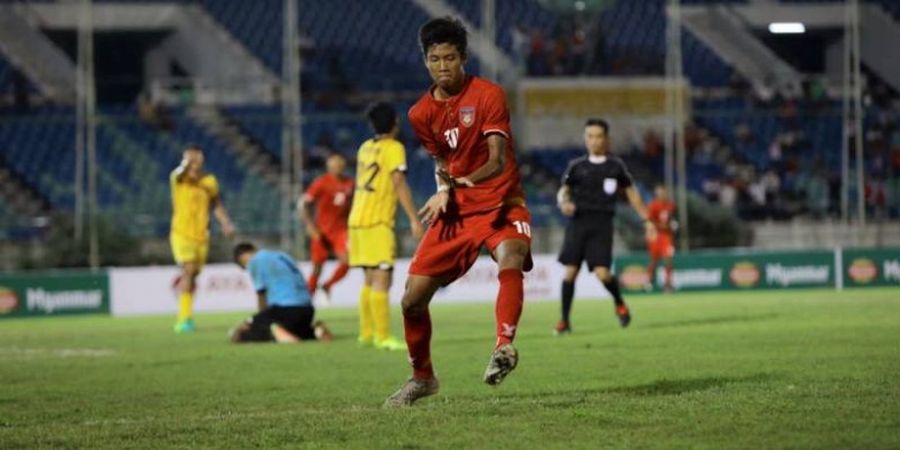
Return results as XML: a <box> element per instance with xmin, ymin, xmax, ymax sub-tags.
<box><xmin>298</xmin><ymin>196</ymin><xmax>321</xmax><ymax>240</ymax></box>
<box><xmin>256</xmin><ymin>291</ymin><xmax>266</xmax><ymax>312</ymax></box>
<box><xmin>625</xmin><ymin>186</ymin><xmax>650</xmax><ymax>221</ymax></box>
<box><xmin>418</xmin><ymin>157</ymin><xmax>452</xmax><ymax>225</ymax></box>
<box><xmin>211</xmin><ymin>197</ymin><xmax>236</xmax><ymax>237</ymax></box>
<box><xmin>454</xmin><ymin>134</ymin><xmax>506</xmax><ymax>187</ymax></box>
<box><xmin>392</xmin><ymin>170</ymin><xmax>424</xmax><ymax>239</ymax></box>
<box><xmin>557</xmin><ymin>185</ymin><xmax>576</xmax><ymax>216</ymax></box>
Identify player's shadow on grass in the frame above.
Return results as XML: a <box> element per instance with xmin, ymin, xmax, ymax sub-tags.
<box><xmin>640</xmin><ymin>313</ymin><xmax>780</xmax><ymax>330</ymax></box>
<box><xmin>603</xmin><ymin>372</ymin><xmax>774</xmax><ymax>397</ymax></box>
<box><xmin>518</xmin><ymin>373</ymin><xmax>776</xmax><ymax>408</ymax></box>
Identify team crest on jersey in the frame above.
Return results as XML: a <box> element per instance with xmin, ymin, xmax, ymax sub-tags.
<box><xmin>459</xmin><ymin>106</ymin><xmax>476</xmax><ymax>127</ymax></box>
<box><xmin>603</xmin><ymin>178</ymin><xmax>618</xmax><ymax>194</ymax></box>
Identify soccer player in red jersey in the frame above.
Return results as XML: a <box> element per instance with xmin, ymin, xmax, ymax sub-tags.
<box><xmin>646</xmin><ymin>185</ymin><xmax>676</xmax><ymax>292</ymax></box>
<box><xmin>384</xmin><ymin>18</ymin><xmax>533</xmax><ymax>407</ymax></box>
<box><xmin>299</xmin><ymin>154</ymin><xmax>354</xmax><ymax>301</ymax></box>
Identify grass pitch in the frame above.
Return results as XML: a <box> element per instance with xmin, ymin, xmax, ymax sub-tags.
<box><xmin>1</xmin><ymin>288</ymin><xmax>898</xmax><ymax>449</ymax></box>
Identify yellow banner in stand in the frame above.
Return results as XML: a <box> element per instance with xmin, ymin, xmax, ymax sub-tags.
<box><xmin>521</xmin><ymin>80</ymin><xmax>690</xmax><ymax>116</ymax></box>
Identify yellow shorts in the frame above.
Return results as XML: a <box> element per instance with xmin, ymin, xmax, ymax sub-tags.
<box><xmin>170</xmin><ymin>234</ymin><xmax>209</xmax><ymax>266</ymax></box>
<box><xmin>349</xmin><ymin>225</ymin><xmax>395</xmax><ymax>269</ymax></box>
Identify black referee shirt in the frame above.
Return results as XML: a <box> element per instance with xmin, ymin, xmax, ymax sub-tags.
<box><xmin>561</xmin><ymin>155</ymin><xmax>634</xmax><ymax>214</ymax></box>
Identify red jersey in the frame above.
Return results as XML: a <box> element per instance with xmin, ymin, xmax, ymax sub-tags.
<box><xmin>648</xmin><ymin>199</ymin><xmax>675</xmax><ymax>236</ymax></box>
<box><xmin>408</xmin><ymin>75</ymin><xmax>525</xmax><ymax>215</ymax></box>
<box><xmin>303</xmin><ymin>174</ymin><xmax>354</xmax><ymax>232</ymax></box>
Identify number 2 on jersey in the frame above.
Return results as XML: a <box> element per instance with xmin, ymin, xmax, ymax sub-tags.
<box><xmin>361</xmin><ymin>162</ymin><xmax>380</xmax><ymax>192</ymax></box>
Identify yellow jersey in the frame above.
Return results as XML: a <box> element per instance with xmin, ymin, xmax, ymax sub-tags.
<box><xmin>170</xmin><ymin>169</ymin><xmax>220</xmax><ymax>242</ymax></box>
<box><xmin>348</xmin><ymin>137</ymin><xmax>407</xmax><ymax>228</ymax></box>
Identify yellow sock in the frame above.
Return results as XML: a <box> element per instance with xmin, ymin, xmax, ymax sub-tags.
<box><xmin>370</xmin><ymin>290</ymin><xmax>391</xmax><ymax>342</ymax></box>
<box><xmin>358</xmin><ymin>285</ymin><xmax>373</xmax><ymax>340</ymax></box>
<box><xmin>177</xmin><ymin>292</ymin><xmax>193</xmax><ymax>322</ymax></box>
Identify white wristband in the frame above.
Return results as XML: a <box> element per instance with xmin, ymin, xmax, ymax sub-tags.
<box><xmin>436</xmin><ymin>185</ymin><xmax>450</xmax><ymax>193</ymax></box>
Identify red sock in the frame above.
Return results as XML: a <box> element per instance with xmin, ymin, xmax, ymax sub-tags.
<box><xmin>495</xmin><ymin>269</ymin><xmax>524</xmax><ymax>348</ymax></box>
<box><xmin>308</xmin><ymin>273</ymin><xmax>319</xmax><ymax>294</ymax></box>
<box><xmin>323</xmin><ymin>263</ymin><xmax>349</xmax><ymax>290</ymax></box>
<box><xmin>403</xmin><ymin>309</ymin><xmax>434</xmax><ymax>379</ymax></box>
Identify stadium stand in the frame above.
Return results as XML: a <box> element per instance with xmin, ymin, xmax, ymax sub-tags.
<box><xmin>1</xmin><ymin>0</ymin><xmax>899</xmax><ymax>245</ymax></box>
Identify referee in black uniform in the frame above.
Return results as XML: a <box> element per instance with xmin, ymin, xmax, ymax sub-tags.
<box><xmin>554</xmin><ymin>119</ymin><xmax>650</xmax><ymax>335</ymax></box>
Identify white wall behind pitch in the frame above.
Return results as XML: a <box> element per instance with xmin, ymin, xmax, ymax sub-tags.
<box><xmin>109</xmin><ymin>254</ymin><xmax>610</xmax><ymax>317</ymax></box>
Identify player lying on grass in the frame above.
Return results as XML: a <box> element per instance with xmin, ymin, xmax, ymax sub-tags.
<box><xmin>384</xmin><ymin>17</ymin><xmax>533</xmax><ymax>407</ymax></box>
<box><xmin>230</xmin><ymin>243</ymin><xmax>332</xmax><ymax>344</ymax></box>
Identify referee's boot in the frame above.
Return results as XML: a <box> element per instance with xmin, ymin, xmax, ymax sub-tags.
<box><xmin>553</xmin><ymin>320</ymin><xmax>572</xmax><ymax>336</ymax></box>
<box><xmin>615</xmin><ymin>305</ymin><xmax>631</xmax><ymax>328</ymax></box>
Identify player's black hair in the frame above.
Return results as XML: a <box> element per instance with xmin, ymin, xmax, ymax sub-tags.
<box><xmin>585</xmin><ymin>118</ymin><xmax>609</xmax><ymax>134</ymax></box>
<box><xmin>233</xmin><ymin>242</ymin><xmax>257</xmax><ymax>263</ymax></box>
<box><xmin>419</xmin><ymin>17</ymin><xmax>468</xmax><ymax>57</ymax></box>
<box><xmin>184</xmin><ymin>143</ymin><xmax>203</xmax><ymax>152</ymax></box>
<box><xmin>366</xmin><ymin>102</ymin><xmax>397</xmax><ymax>134</ymax></box>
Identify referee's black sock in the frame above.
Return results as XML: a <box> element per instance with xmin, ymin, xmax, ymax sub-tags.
<box><xmin>602</xmin><ymin>276</ymin><xmax>625</xmax><ymax>307</ymax></box>
<box><xmin>561</xmin><ymin>281</ymin><xmax>575</xmax><ymax>322</ymax></box>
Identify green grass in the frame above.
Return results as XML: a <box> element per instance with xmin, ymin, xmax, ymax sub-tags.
<box><xmin>1</xmin><ymin>288</ymin><xmax>899</xmax><ymax>449</ymax></box>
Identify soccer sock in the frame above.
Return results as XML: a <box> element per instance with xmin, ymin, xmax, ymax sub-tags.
<box><xmin>647</xmin><ymin>260</ymin><xmax>657</xmax><ymax>286</ymax></box>
<box><xmin>308</xmin><ymin>273</ymin><xmax>319</xmax><ymax>294</ymax></box>
<box><xmin>602</xmin><ymin>275</ymin><xmax>625</xmax><ymax>307</ymax></box>
<box><xmin>358</xmin><ymin>285</ymin><xmax>373</xmax><ymax>340</ymax></box>
<box><xmin>664</xmin><ymin>265</ymin><xmax>674</xmax><ymax>288</ymax></box>
<box><xmin>177</xmin><ymin>292</ymin><xmax>193</xmax><ymax>322</ymax></box>
<box><xmin>561</xmin><ymin>280</ymin><xmax>575</xmax><ymax>323</ymax></box>
<box><xmin>370</xmin><ymin>290</ymin><xmax>391</xmax><ymax>342</ymax></box>
<box><xmin>495</xmin><ymin>269</ymin><xmax>524</xmax><ymax>348</ymax></box>
<box><xmin>323</xmin><ymin>263</ymin><xmax>349</xmax><ymax>290</ymax></box>
<box><xmin>403</xmin><ymin>309</ymin><xmax>434</xmax><ymax>379</ymax></box>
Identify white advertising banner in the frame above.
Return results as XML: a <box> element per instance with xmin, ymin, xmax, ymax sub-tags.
<box><xmin>109</xmin><ymin>254</ymin><xmax>609</xmax><ymax>317</ymax></box>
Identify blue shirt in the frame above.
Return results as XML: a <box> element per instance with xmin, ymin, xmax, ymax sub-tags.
<box><xmin>247</xmin><ymin>250</ymin><xmax>311</xmax><ymax>307</ymax></box>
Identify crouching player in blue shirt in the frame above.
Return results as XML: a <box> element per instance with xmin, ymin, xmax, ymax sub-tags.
<box><xmin>230</xmin><ymin>242</ymin><xmax>333</xmax><ymax>343</ymax></box>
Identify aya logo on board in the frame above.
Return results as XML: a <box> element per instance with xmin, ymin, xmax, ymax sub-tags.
<box><xmin>729</xmin><ymin>262</ymin><xmax>761</xmax><ymax>288</ymax></box>
<box><xmin>848</xmin><ymin>258</ymin><xmax>878</xmax><ymax>284</ymax></box>
<box><xmin>619</xmin><ymin>264</ymin><xmax>650</xmax><ymax>290</ymax></box>
<box><xmin>0</xmin><ymin>287</ymin><xmax>18</xmax><ymax>314</ymax></box>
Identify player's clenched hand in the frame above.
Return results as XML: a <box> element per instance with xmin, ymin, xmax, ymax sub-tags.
<box><xmin>222</xmin><ymin>221</ymin><xmax>236</xmax><ymax>238</ymax></box>
<box><xmin>559</xmin><ymin>201</ymin><xmax>576</xmax><ymax>217</ymax></box>
<box><xmin>645</xmin><ymin>221</ymin><xmax>657</xmax><ymax>241</ymax></box>
<box><xmin>418</xmin><ymin>190</ymin><xmax>450</xmax><ymax>225</ymax></box>
<box><xmin>306</xmin><ymin>224</ymin><xmax>321</xmax><ymax>241</ymax></box>
<box><xmin>410</xmin><ymin>220</ymin><xmax>424</xmax><ymax>240</ymax></box>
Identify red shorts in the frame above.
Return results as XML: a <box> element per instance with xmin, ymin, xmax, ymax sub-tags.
<box><xmin>408</xmin><ymin>204</ymin><xmax>533</xmax><ymax>284</ymax></box>
<box><xmin>310</xmin><ymin>229</ymin><xmax>348</xmax><ymax>264</ymax></box>
<box><xmin>647</xmin><ymin>233</ymin><xmax>675</xmax><ymax>259</ymax></box>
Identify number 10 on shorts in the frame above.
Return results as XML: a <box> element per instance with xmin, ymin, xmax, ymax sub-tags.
<box><xmin>513</xmin><ymin>220</ymin><xmax>531</xmax><ymax>237</ymax></box>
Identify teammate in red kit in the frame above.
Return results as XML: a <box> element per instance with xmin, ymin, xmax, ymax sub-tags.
<box><xmin>384</xmin><ymin>17</ymin><xmax>533</xmax><ymax>407</ymax></box>
<box><xmin>299</xmin><ymin>154</ymin><xmax>354</xmax><ymax>302</ymax></box>
<box><xmin>646</xmin><ymin>185</ymin><xmax>676</xmax><ymax>292</ymax></box>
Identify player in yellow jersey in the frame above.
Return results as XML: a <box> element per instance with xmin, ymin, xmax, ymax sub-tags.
<box><xmin>170</xmin><ymin>145</ymin><xmax>235</xmax><ymax>333</ymax></box>
<box><xmin>349</xmin><ymin>102</ymin><xmax>423</xmax><ymax>351</ymax></box>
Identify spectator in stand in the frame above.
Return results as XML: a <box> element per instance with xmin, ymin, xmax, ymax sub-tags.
<box><xmin>527</xmin><ymin>29</ymin><xmax>548</xmax><ymax>76</ymax></box>
<box><xmin>719</xmin><ymin>178</ymin><xmax>738</xmax><ymax>208</ymax></box>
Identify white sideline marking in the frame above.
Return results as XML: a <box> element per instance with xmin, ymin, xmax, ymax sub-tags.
<box><xmin>0</xmin><ymin>347</ymin><xmax>115</xmax><ymax>359</ymax></box>
<box><xmin>82</xmin><ymin>406</ymin><xmax>372</xmax><ymax>427</ymax></box>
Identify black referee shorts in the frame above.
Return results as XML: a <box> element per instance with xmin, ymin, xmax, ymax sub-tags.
<box><xmin>241</xmin><ymin>305</ymin><xmax>316</xmax><ymax>342</ymax></box>
<box><xmin>558</xmin><ymin>213</ymin><xmax>614</xmax><ymax>271</ymax></box>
